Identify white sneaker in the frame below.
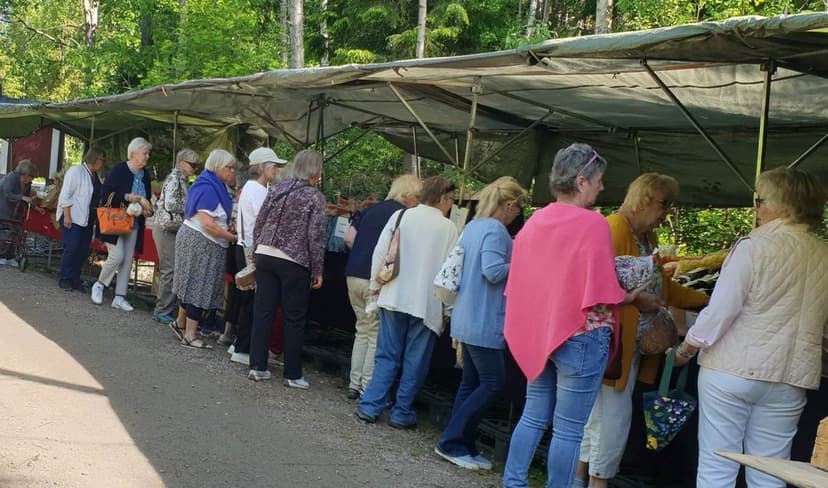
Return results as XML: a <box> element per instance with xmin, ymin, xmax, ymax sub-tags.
<box><xmin>230</xmin><ymin>352</ymin><xmax>250</xmax><ymax>365</ymax></box>
<box><xmin>247</xmin><ymin>369</ymin><xmax>271</xmax><ymax>382</ymax></box>
<box><xmin>111</xmin><ymin>296</ymin><xmax>134</xmax><ymax>312</ymax></box>
<box><xmin>227</xmin><ymin>344</ymin><xmax>235</xmax><ymax>355</ymax></box>
<box><xmin>91</xmin><ymin>281</ymin><xmax>104</xmax><ymax>305</ymax></box>
<box><xmin>284</xmin><ymin>377</ymin><xmax>310</xmax><ymax>390</ymax></box>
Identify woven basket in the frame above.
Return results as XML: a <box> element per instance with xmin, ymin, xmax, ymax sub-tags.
<box><xmin>639</xmin><ymin>309</ymin><xmax>678</xmax><ymax>356</ymax></box>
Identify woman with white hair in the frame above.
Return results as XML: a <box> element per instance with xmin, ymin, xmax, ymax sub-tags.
<box><xmin>171</xmin><ymin>149</ymin><xmax>238</xmax><ymax>349</ymax></box>
<box><xmin>91</xmin><ymin>137</ymin><xmax>153</xmax><ymax>311</ymax></box>
<box><xmin>343</xmin><ymin>174</ymin><xmax>421</xmax><ymax>400</ymax></box>
<box><xmin>247</xmin><ymin>149</ymin><xmax>326</xmax><ymax>388</ymax></box>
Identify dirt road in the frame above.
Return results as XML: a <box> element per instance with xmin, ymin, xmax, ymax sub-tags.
<box><xmin>0</xmin><ymin>266</ymin><xmax>499</xmax><ymax>488</ymax></box>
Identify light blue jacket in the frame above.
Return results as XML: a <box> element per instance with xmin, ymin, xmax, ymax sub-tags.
<box><xmin>450</xmin><ymin>217</ymin><xmax>512</xmax><ymax>349</ymax></box>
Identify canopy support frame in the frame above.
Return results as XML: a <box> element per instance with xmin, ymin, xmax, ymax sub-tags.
<box><xmin>468</xmin><ymin>109</ymin><xmax>554</xmax><ymax>175</ymax></box>
<box><xmin>755</xmin><ymin>60</ymin><xmax>776</xmax><ymax>187</ymax></box>
<box><xmin>499</xmin><ymin>92</ymin><xmax>617</xmax><ymax>130</ymax></box>
<box><xmin>788</xmin><ymin>129</ymin><xmax>828</xmax><ymax>169</ymax></box>
<box><xmin>642</xmin><ymin>59</ymin><xmax>754</xmax><ymax>193</ymax></box>
<box><xmin>389</xmin><ymin>82</ymin><xmax>458</xmax><ymax>166</ymax></box>
<box><xmin>460</xmin><ymin>78</ymin><xmax>482</xmax><ymax>201</ymax></box>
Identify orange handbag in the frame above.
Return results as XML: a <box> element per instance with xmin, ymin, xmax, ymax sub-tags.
<box><xmin>96</xmin><ymin>193</ymin><xmax>134</xmax><ymax>236</ymax></box>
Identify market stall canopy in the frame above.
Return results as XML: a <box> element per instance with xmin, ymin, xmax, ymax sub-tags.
<box><xmin>1</xmin><ymin>13</ymin><xmax>827</xmax><ymax>206</ymax></box>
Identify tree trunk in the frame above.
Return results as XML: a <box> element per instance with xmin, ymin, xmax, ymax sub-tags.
<box><xmin>416</xmin><ymin>0</ymin><xmax>427</xmax><ymax>59</ymax></box>
<box><xmin>289</xmin><ymin>0</ymin><xmax>304</xmax><ymax>68</ymax></box>
<box><xmin>280</xmin><ymin>0</ymin><xmax>288</xmax><ymax>66</ymax></box>
<box><xmin>525</xmin><ymin>0</ymin><xmax>538</xmax><ymax>38</ymax></box>
<box><xmin>595</xmin><ymin>0</ymin><xmax>613</xmax><ymax>34</ymax></box>
<box><xmin>82</xmin><ymin>0</ymin><xmax>99</xmax><ymax>48</ymax></box>
<box><xmin>320</xmin><ymin>0</ymin><xmax>329</xmax><ymax>66</ymax></box>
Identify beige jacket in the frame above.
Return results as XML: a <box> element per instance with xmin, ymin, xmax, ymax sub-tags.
<box><xmin>699</xmin><ymin>219</ymin><xmax>828</xmax><ymax>390</ymax></box>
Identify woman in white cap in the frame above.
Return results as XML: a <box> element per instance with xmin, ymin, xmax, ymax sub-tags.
<box><xmin>227</xmin><ymin>147</ymin><xmax>287</xmax><ymax>365</ymax></box>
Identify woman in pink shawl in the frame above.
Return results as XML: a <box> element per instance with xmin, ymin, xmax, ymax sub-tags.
<box><xmin>501</xmin><ymin>143</ymin><xmax>651</xmax><ymax>488</ymax></box>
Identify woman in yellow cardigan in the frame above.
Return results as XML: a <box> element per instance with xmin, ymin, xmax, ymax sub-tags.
<box><xmin>575</xmin><ymin>173</ymin><xmax>709</xmax><ymax>488</ymax></box>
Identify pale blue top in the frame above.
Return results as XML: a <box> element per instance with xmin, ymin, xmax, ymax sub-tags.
<box><xmin>450</xmin><ymin>217</ymin><xmax>512</xmax><ymax>350</ymax></box>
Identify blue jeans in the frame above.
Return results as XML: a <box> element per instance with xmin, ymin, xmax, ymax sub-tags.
<box><xmin>58</xmin><ymin>218</ymin><xmax>93</xmax><ymax>284</ymax></box>
<box><xmin>502</xmin><ymin>327</ymin><xmax>610</xmax><ymax>488</ymax></box>
<box><xmin>437</xmin><ymin>343</ymin><xmax>504</xmax><ymax>457</ymax></box>
<box><xmin>357</xmin><ymin>309</ymin><xmax>436</xmax><ymax>425</ymax></box>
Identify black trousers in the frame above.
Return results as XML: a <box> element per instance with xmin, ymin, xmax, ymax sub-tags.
<box><xmin>249</xmin><ymin>254</ymin><xmax>310</xmax><ymax>379</ymax></box>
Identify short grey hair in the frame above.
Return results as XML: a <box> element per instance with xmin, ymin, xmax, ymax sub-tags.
<box><xmin>15</xmin><ymin>159</ymin><xmax>37</xmax><ymax>177</ymax></box>
<box><xmin>127</xmin><ymin>137</ymin><xmax>152</xmax><ymax>160</ymax></box>
<box><xmin>548</xmin><ymin>143</ymin><xmax>607</xmax><ymax>196</ymax></box>
<box><xmin>204</xmin><ymin>149</ymin><xmax>236</xmax><ymax>172</ymax></box>
<box><xmin>176</xmin><ymin>148</ymin><xmax>198</xmax><ymax>166</ymax></box>
<box><xmin>290</xmin><ymin>149</ymin><xmax>323</xmax><ymax>180</ymax></box>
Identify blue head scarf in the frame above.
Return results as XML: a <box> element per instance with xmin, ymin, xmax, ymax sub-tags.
<box><xmin>184</xmin><ymin>169</ymin><xmax>232</xmax><ymax>222</ymax></box>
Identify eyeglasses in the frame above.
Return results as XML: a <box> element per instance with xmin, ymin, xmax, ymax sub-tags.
<box><xmin>576</xmin><ymin>151</ymin><xmax>603</xmax><ymax>179</ymax></box>
<box><xmin>754</xmin><ymin>197</ymin><xmax>765</xmax><ymax>208</ymax></box>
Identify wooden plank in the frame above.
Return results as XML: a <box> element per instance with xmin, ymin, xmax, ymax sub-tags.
<box><xmin>715</xmin><ymin>451</ymin><xmax>828</xmax><ymax>488</ymax></box>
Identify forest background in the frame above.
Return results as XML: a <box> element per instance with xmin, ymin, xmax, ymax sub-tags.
<box><xmin>2</xmin><ymin>0</ymin><xmax>827</xmax><ymax>254</ymax></box>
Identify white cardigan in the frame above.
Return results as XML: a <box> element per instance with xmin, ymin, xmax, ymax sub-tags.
<box><xmin>370</xmin><ymin>204</ymin><xmax>458</xmax><ymax>335</ymax></box>
<box><xmin>56</xmin><ymin>163</ymin><xmax>95</xmax><ymax>227</ymax></box>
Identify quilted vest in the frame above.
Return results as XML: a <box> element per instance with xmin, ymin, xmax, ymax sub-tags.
<box><xmin>699</xmin><ymin>219</ymin><xmax>828</xmax><ymax>390</ymax></box>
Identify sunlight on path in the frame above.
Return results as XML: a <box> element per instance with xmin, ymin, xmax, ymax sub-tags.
<box><xmin>0</xmin><ymin>302</ymin><xmax>165</xmax><ymax>488</ymax></box>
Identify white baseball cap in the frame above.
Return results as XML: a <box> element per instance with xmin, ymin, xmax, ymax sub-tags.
<box><xmin>248</xmin><ymin>147</ymin><xmax>288</xmax><ymax>166</ymax></box>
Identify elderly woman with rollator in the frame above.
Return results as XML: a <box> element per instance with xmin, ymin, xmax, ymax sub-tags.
<box><xmin>673</xmin><ymin>167</ymin><xmax>828</xmax><ymax>488</ymax></box>
<box><xmin>171</xmin><ymin>149</ymin><xmax>238</xmax><ymax>350</ymax></box>
<box><xmin>435</xmin><ymin>176</ymin><xmax>527</xmax><ymax>471</ymax></box>
<box><xmin>501</xmin><ymin>143</ymin><xmax>653</xmax><ymax>488</ymax></box>
<box><xmin>0</xmin><ymin>159</ymin><xmax>36</xmax><ymax>221</ymax></box>
<box><xmin>576</xmin><ymin>173</ymin><xmax>708</xmax><ymax>487</ymax></box>
<box><xmin>246</xmin><ymin>150</ymin><xmax>326</xmax><ymax>388</ymax></box>
<box><xmin>355</xmin><ymin>176</ymin><xmax>458</xmax><ymax>428</ymax></box>
<box><xmin>91</xmin><ymin>137</ymin><xmax>153</xmax><ymax>311</ymax></box>
<box><xmin>57</xmin><ymin>147</ymin><xmax>104</xmax><ymax>291</ymax></box>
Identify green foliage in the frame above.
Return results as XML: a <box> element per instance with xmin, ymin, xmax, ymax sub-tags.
<box><xmin>657</xmin><ymin>207</ymin><xmax>755</xmax><ymax>255</ymax></box>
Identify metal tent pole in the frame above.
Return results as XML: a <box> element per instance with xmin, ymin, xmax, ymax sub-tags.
<box><xmin>460</xmin><ymin>79</ymin><xmax>482</xmax><ymax>201</ymax></box>
<box><xmin>788</xmin><ymin>130</ymin><xmax>828</xmax><ymax>169</ymax></box>
<box><xmin>388</xmin><ymin>83</ymin><xmax>458</xmax><ymax>166</ymax></box>
<box><xmin>754</xmin><ymin>60</ymin><xmax>776</xmax><ymax>183</ymax></box>
<box><xmin>642</xmin><ymin>60</ymin><xmax>753</xmax><ymax>193</ymax></box>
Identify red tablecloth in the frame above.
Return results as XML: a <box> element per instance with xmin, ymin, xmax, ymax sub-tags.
<box><xmin>24</xmin><ymin>207</ymin><xmax>159</xmax><ymax>263</ymax></box>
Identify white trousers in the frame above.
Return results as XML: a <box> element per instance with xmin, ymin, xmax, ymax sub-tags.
<box><xmin>98</xmin><ymin>228</ymin><xmax>138</xmax><ymax>297</ymax></box>
<box><xmin>579</xmin><ymin>351</ymin><xmax>640</xmax><ymax>479</ymax></box>
<box><xmin>697</xmin><ymin>367</ymin><xmax>806</xmax><ymax>488</ymax></box>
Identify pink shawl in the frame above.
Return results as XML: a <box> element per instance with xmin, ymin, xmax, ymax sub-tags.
<box><xmin>504</xmin><ymin>203</ymin><xmax>625</xmax><ymax>381</ymax></box>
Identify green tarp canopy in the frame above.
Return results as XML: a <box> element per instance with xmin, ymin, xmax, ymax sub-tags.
<box><xmin>2</xmin><ymin>13</ymin><xmax>827</xmax><ymax>206</ymax></box>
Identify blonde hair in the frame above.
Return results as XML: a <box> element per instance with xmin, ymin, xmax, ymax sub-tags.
<box><xmin>386</xmin><ymin>174</ymin><xmax>421</xmax><ymax>202</ymax></box>
<box><xmin>474</xmin><ymin>176</ymin><xmax>528</xmax><ymax>219</ymax></box>
<box><xmin>619</xmin><ymin>172</ymin><xmax>679</xmax><ymax>213</ymax></box>
<box><xmin>756</xmin><ymin>167</ymin><xmax>826</xmax><ymax>230</ymax></box>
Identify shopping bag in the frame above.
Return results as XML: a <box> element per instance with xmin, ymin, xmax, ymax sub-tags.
<box><xmin>375</xmin><ymin>208</ymin><xmax>407</xmax><ymax>286</ymax></box>
<box><xmin>433</xmin><ymin>241</ymin><xmax>464</xmax><ymax>305</ymax></box>
<box><xmin>643</xmin><ymin>348</ymin><xmax>697</xmax><ymax>451</ymax></box>
<box><xmin>96</xmin><ymin>193</ymin><xmax>134</xmax><ymax>236</ymax></box>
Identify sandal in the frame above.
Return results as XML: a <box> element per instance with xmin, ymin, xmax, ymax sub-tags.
<box><xmin>168</xmin><ymin>321</ymin><xmax>185</xmax><ymax>340</ymax></box>
<box><xmin>180</xmin><ymin>336</ymin><xmax>213</xmax><ymax>350</ymax></box>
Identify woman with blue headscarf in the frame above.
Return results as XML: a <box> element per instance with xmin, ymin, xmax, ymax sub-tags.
<box><xmin>172</xmin><ymin>149</ymin><xmax>238</xmax><ymax>349</ymax></box>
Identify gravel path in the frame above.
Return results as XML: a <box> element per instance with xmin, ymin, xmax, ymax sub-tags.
<box><xmin>0</xmin><ymin>266</ymin><xmax>501</xmax><ymax>488</ymax></box>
